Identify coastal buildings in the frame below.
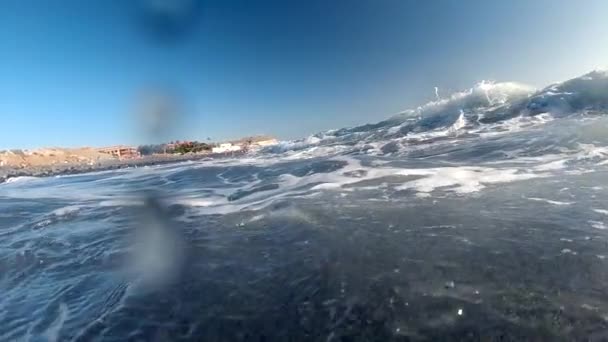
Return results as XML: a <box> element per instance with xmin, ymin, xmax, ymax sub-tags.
<box><xmin>210</xmin><ymin>136</ymin><xmax>279</xmax><ymax>154</ymax></box>
<box><xmin>211</xmin><ymin>143</ymin><xmax>242</xmax><ymax>154</ymax></box>
<box><xmin>97</xmin><ymin>145</ymin><xmax>140</xmax><ymax>159</ymax></box>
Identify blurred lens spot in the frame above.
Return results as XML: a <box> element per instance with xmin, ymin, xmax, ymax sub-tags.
<box><xmin>129</xmin><ymin>195</ymin><xmax>185</xmax><ymax>290</ymax></box>
<box><xmin>133</xmin><ymin>0</ymin><xmax>203</xmax><ymax>43</ymax></box>
<box><xmin>135</xmin><ymin>88</ymin><xmax>183</xmax><ymax>137</ymax></box>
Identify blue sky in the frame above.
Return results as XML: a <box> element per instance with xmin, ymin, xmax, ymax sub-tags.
<box><xmin>1</xmin><ymin>0</ymin><xmax>607</xmax><ymax>149</ymax></box>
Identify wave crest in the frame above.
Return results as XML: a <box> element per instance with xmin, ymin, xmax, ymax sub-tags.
<box><xmin>258</xmin><ymin>70</ymin><xmax>608</xmax><ymax>158</ymax></box>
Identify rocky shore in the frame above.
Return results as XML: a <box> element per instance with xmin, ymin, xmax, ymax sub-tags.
<box><xmin>0</xmin><ymin>136</ymin><xmax>278</xmax><ymax>184</ymax></box>
<box><xmin>0</xmin><ymin>152</ymin><xmax>238</xmax><ymax>184</ymax></box>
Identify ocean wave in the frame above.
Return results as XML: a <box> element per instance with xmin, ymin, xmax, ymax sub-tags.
<box><xmin>257</xmin><ymin>70</ymin><xmax>608</xmax><ymax>158</ymax></box>
<box><xmin>51</xmin><ymin>205</ymin><xmax>83</xmax><ymax>217</ymax></box>
<box><xmin>3</xmin><ymin>70</ymin><xmax>608</xmax><ymax>341</ymax></box>
<box><xmin>3</xmin><ymin>176</ymin><xmax>41</xmax><ymax>184</ymax></box>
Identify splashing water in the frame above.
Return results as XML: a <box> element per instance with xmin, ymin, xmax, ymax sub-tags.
<box><xmin>2</xmin><ymin>70</ymin><xmax>608</xmax><ymax>340</ymax></box>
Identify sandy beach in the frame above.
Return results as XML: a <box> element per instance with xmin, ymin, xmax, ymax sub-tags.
<box><xmin>0</xmin><ymin>147</ymin><xmax>237</xmax><ymax>183</ymax></box>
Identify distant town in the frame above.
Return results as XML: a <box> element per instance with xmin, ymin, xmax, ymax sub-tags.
<box><xmin>97</xmin><ymin>135</ymin><xmax>279</xmax><ymax>160</ymax></box>
<box><xmin>0</xmin><ymin>135</ymin><xmax>278</xmax><ymax>182</ymax></box>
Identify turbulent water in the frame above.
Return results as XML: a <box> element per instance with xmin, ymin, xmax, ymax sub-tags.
<box><xmin>2</xmin><ymin>71</ymin><xmax>608</xmax><ymax>341</ymax></box>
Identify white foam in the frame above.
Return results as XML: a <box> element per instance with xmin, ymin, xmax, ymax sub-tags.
<box><xmin>590</xmin><ymin>221</ymin><xmax>607</xmax><ymax>230</ymax></box>
<box><xmin>264</xmin><ymin>156</ymin><xmax>545</xmax><ymax>196</ymax></box>
<box><xmin>387</xmin><ymin>125</ymin><xmax>401</xmax><ymax>135</ymax></box>
<box><xmin>393</xmin><ymin>81</ymin><xmax>534</xmax><ymax>119</ymax></box>
<box><xmin>98</xmin><ymin>199</ymin><xmax>145</xmax><ymax>207</ymax></box>
<box><xmin>526</xmin><ymin>198</ymin><xmax>572</xmax><ymax>206</ymax></box>
<box><xmin>416</xmin><ymin>192</ymin><xmax>432</xmax><ymax>198</ymax></box>
<box><xmin>311</xmin><ymin>183</ymin><xmax>343</xmax><ymax>190</ymax></box>
<box><xmin>395</xmin><ymin>166</ymin><xmax>541</xmax><ymax>194</ymax></box>
<box><xmin>369</xmin><ymin>160</ymin><xmax>391</xmax><ymax>166</ymax></box>
<box><xmin>561</xmin><ymin>248</ymin><xmax>577</xmax><ymax>255</ymax></box>
<box><xmin>576</xmin><ymin>144</ymin><xmax>608</xmax><ymax>162</ymax></box>
<box><xmin>534</xmin><ymin>160</ymin><xmax>567</xmax><ymax>171</ymax></box>
<box><xmin>51</xmin><ymin>205</ymin><xmax>82</xmax><ymax>216</ymax></box>
<box><xmin>3</xmin><ymin>176</ymin><xmax>40</xmax><ymax>184</ymax></box>
<box><xmin>248</xmin><ymin>214</ymin><xmax>266</xmax><ymax>222</ymax></box>
<box><xmin>472</xmin><ymin>113</ymin><xmax>555</xmax><ymax>138</ymax></box>
<box><xmin>593</xmin><ymin>209</ymin><xmax>608</xmax><ymax>215</ymax></box>
<box><xmin>171</xmin><ymin>198</ymin><xmax>217</xmax><ymax>207</ymax></box>
<box><xmin>282</xmin><ymin>145</ymin><xmax>350</xmax><ymax>161</ymax></box>
<box><xmin>448</xmin><ymin>111</ymin><xmax>467</xmax><ymax>133</ymax></box>
<box><xmin>484</xmin><ymin>139</ymin><xmax>608</xmax><ymax>173</ymax></box>
<box><xmin>42</xmin><ymin>303</ymin><xmax>68</xmax><ymax>342</ymax></box>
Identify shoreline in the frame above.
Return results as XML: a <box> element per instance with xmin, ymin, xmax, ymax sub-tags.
<box><xmin>0</xmin><ymin>152</ymin><xmax>244</xmax><ymax>184</ymax></box>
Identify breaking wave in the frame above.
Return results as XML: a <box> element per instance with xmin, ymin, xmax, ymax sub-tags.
<box><xmin>2</xmin><ymin>70</ymin><xmax>608</xmax><ymax>341</ymax></box>
<box><xmin>261</xmin><ymin>70</ymin><xmax>608</xmax><ymax>159</ymax></box>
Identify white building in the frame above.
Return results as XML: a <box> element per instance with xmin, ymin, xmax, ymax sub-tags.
<box><xmin>212</xmin><ymin>143</ymin><xmax>242</xmax><ymax>154</ymax></box>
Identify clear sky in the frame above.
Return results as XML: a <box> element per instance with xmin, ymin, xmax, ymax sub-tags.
<box><xmin>1</xmin><ymin>0</ymin><xmax>607</xmax><ymax>149</ymax></box>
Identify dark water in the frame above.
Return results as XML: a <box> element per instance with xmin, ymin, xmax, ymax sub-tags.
<box><xmin>1</xmin><ymin>71</ymin><xmax>608</xmax><ymax>341</ymax></box>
